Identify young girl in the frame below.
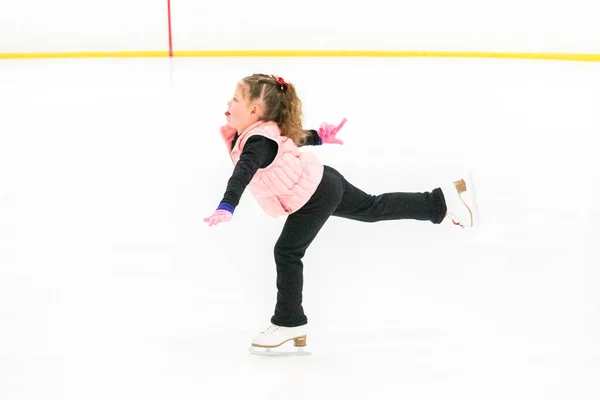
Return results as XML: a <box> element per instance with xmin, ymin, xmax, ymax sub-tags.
<box><xmin>204</xmin><ymin>73</ymin><xmax>478</xmax><ymax>355</ymax></box>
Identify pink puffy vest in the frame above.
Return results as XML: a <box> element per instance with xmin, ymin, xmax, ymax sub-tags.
<box><xmin>220</xmin><ymin>121</ymin><xmax>324</xmax><ymax>217</ymax></box>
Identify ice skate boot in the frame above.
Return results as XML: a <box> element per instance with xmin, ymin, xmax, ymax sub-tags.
<box><xmin>442</xmin><ymin>171</ymin><xmax>479</xmax><ymax>229</ymax></box>
<box><xmin>249</xmin><ymin>323</ymin><xmax>311</xmax><ymax>356</ymax></box>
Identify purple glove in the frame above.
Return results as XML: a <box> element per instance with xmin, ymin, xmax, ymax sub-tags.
<box><xmin>204</xmin><ymin>209</ymin><xmax>233</xmax><ymax>227</ymax></box>
<box><xmin>318</xmin><ymin>118</ymin><xmax>347</xmax><ymax>145</ymax></box>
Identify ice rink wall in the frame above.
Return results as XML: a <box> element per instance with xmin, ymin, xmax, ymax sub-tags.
<box><xmin>1</xmin><ymin>0</ymin><xmax>600</xmax><ymax>61</ymax></box>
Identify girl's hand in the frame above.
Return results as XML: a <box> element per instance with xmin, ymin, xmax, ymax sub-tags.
<box><xmin>204</xmin><ymin>210</ymin><xmax>233</xmax><ymax>227</ymax></box>
<box><xmin>318</xmin><ymin>118</ymin><xmax>347</xmax><ymax>145</ymax></box>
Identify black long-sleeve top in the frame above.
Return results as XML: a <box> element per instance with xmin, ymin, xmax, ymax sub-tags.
<box><xmin>216</xmin><ymin>129</ymin><xmax>322</xmax><ymax>213</ymax></box>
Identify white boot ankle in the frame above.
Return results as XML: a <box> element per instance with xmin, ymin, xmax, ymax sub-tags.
<box><xmin>251</xmin><ymin>323</ymin><xmax>308</xmax><ymax>347</ymax></box>
<box><xmin>249</xmin><ymin>323</ymin><xmax>310</xmax><ymax>356</ymax></box>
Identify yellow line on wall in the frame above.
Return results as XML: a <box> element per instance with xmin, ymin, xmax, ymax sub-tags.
<box><xmin>176</xmin><ymin>50</ymin><xmax>600</xmax><ymax>61</ymax></box>
<box><xmin>0</xmin><ymin>51</ymin><xmax>169</xmax><ymax>59</ymax></box>
<box><xmin>1</xmin><ymin>50</ymin><xmax>600</xmax><ymax>61</ymax></box>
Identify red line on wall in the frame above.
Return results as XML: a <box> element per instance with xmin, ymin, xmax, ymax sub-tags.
<box><xmin>167</xmin><ymin>0</ymin><xmax>173</xmax><ymax>57</ymax></box>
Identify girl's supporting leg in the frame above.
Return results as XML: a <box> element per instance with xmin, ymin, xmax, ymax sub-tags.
<box><xmin>270</xmin><ymin>165</ymin><xmax>446</xmax><ymax>327</ymax></box>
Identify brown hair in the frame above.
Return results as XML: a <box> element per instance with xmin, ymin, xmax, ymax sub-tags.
<box><xmin>240</xmin><ymin>73</ymin><xmax>308</xmax><ymax>146</ymax></box>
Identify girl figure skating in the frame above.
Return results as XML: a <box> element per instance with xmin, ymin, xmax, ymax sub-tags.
<box><xmin>204</xmin><ymin>73</ymin><xmax>478</xmax><ymax>355</ymax></box>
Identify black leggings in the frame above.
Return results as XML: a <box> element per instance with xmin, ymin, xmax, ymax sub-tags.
<box><xmin>270</xmin><ymin>165</ymin><xmax>447</xmax><ymax>327</ymax></box>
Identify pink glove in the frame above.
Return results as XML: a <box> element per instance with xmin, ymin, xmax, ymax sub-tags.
<box><xmin>220</xmin><ymin>125</ymin><xmax>237</xmax><ymax>152</ymax></box>
<box><xmin>220</xmin><ymin>125</ymin><xmax>237</xmax><ymax>142</ymax></box>
<box><xmin>204</xmin><ymin>210</ymin><xmax>233</xmax><ymax>227</ymax></box>
<box><xmin>318</xmin><ymin>118</ymin><xmax>347</xmax><ymax>145</ymax></box>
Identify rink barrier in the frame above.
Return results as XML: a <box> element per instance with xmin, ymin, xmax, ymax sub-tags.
<box><xmin>1</xmin><ymin>50</ymin><xmax>600</xmax><ymax>62</ymax></box>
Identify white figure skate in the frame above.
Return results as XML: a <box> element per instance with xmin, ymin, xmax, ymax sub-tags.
<box><xmin>249</xmin><ymin>324</ymin><xmax>311</xmax><ymax>356</ymax></box>
<box><xmin>442</xmin><ymin>171</ymin><xmax>479</xmax><ymax>229</ymax></box>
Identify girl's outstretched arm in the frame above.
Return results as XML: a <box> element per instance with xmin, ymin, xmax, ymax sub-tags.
<box><xmin>204</xmin><ymin>136</ymin><xmax>277</xmax><ymax>226</ymax></box>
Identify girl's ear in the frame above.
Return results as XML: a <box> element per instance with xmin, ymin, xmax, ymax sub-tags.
<box><xmin>250</xmin><ymin>103</ymin><xmax>263</xmax><ymax>116</ymax></box>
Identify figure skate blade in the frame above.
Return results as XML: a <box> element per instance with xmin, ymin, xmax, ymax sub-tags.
<box><xmin>249</xmin><ymin>346</ymin><xmax>311</xmax><ymax>357</ymax></box>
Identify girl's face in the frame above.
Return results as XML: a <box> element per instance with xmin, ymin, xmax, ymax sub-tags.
<box><xmin>225</xmin><ymin>83</ymin><xmax>261</xmax><ymax>133</ymax></box>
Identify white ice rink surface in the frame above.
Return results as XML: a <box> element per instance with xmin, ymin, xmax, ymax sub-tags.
<box><xmin>0</xmin><ymin>57</ymin><xmax>599</xmax><ymax>400</ymax></box>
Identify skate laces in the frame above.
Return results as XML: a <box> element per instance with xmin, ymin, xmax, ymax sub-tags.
<box><xmin>262</xmin><ymin>325</ymin><xmax>280</xmax><ymax>336</ymax></box>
